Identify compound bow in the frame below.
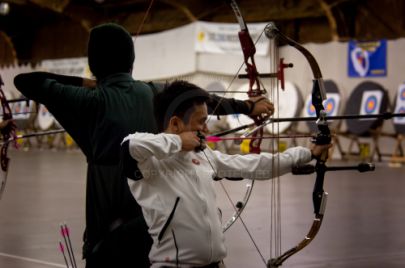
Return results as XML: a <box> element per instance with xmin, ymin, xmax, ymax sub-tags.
<box><xmin>265</xmin><ymin>22</ymin><xmax>375</xmax><ymax>267</ymax></box>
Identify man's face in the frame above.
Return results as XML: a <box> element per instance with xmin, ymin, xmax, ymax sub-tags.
<box><xmin>181</xmin><ymin>103</ymin><xmax>208</xmax><ymax>134</ymax></box>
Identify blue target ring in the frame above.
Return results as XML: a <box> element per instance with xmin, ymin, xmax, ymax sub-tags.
<box><xmin>324</xmin><ymin>98</ymin><xmax>336</xmax><ymax>116</ymax></box>
<box><xmin>400</xmin><ymin>87</ymin><xmax>405</xmax><ymax>101</ymax></box>
<box><xmin>364</xmin><ymin>95</ymin><xmax>378</xmax><ymax>114</ymax></box>
<box><xmin>307</xmin><ymin>101</ymin><xmax>316</xmax><ymax>116</ymax></box>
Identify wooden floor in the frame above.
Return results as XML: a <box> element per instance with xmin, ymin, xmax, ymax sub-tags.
<box><xmin>1</xmin><ymin>148</ymin><xmax>405</xmax><ymax>268</ymax></box>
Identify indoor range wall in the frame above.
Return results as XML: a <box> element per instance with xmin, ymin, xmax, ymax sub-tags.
<box><xmin>1</xmin><ymin>22</ymin><xmax>404</xmax><ymax>159</ymax></box>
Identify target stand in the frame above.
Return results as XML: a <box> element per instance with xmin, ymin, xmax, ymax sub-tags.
<box><xmin>11</xmin><ymin>98</ymin><xmax>37</xmax><ymax>150</ymax></box>
<box><xmin>339</xmin><ymin>81</ymin><xmax>389</xmax><ymax>161</ymax></box>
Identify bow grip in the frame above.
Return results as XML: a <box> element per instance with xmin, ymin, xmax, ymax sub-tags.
<box><xmin>292</xmin><ymin>164</ymin><xmax>315</xmax><ymax>175</ymax></box>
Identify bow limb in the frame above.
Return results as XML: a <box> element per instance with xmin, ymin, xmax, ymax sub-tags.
<box><xmin>227</xmin><ymin>0</ymin><xmax>266</xmax><ymax>153</ymax></box>
<box><xmin>204</xmin><ymin>0</ymin><xmax>267</xmax><ymax>235</ymax></box>
<box><xmin>265</xmin><ymin>23</ymin><xmax>330</xmax><ymax>267</ymax></box>
<box><xmin>0</xmin><ymin>74</ymin><xmax>17</xmax><ymax>199</ymax></box>
<box><xmin>208</xmin><ymin>0</ymin><xmax>261</xmax><ymax>234</ymax></box>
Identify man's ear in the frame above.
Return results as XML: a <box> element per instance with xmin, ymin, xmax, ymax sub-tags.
<box><xmin>168</xmin><ymin>116</ymin><xmax>184</xmax><ymax>134</ymax></box>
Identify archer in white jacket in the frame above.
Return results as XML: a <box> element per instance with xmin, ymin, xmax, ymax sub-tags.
<box><xmin>121</xmin><ymin>80</ymin><xmax>330</xmax><ymax>268</ymax></box>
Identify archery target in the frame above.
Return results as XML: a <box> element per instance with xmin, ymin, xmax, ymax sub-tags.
<box><xmin>324</xmin><ymin>96</ymin><xmax>339</xmax><ymax>116</ymax></box>
<box><xmin>305</xmin><ymin>96</ymin><xmax>317</xmax><ymax>117</ymax></box>
<box><xmin>265</xmin><ymin>81</ymin><xmax>303</xmax><ymax>134</ymax></box>
<box><xmin>344</xmin><ymin>81</ymin><xmax>388</xmax><ymax>136</ymax></box>
<box><xmin>11</xmin><ymin>100</ymin><xmax>36</xmax><ymax>130</ymax></box>
<box><xmin>393</xmin><ymin>84</ymin><xmax>405</xmax><ymax>134</ymax></box>
<box><xmin>36</xmin><ymin>104</ymin><xmax>55</xmax><ymax>130</ymax></box>
<box><xmin>304</xmin><ymin>93</ymin><xmax>340</xmax><ymax>116</ymax></box>
<box><xmin>304</xmin><ymin>80</ymin><xmax>342</xmax><ymax>132</ymax></box>
<box><xmin>225</xmin><ymin>83</ymin><xmax>255</xmax><ymax>133</ymax></box>
<box><xmin>360</xmin><ymin>91</ymin><xmax>382</xmax><ymax>117</ymax></box>
<box><xmin>11</xmin><ymin>100</ymin><xmax>30</xmax><ymax>120</ymax></box>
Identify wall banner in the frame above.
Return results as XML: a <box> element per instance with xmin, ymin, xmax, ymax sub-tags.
<box><xmin>195</xmin><ymin>21</ymin><xmax>269</xmax><ymax>55</ymax></box>
<box><xmin>348</xmin><ymin>39</ymin><xmax>387</xmax><ymax>77</ymax></box>
<box><xmin>40</xmin><ymin>58</ymin><xmax>91</xmax><ymax>78</ymax></box>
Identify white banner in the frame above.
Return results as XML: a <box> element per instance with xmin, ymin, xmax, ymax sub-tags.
<box><xmin>39</xmin><ymin>57</ymin><xmax>91</xmax><ymax>78</ymax></box>
<box><xmin>195</xmin><ymin>22</ymin><xmax>269</xmax><ymax>55</ymax></box>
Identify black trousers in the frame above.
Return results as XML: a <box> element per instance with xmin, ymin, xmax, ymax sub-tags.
<box><xmin>85</xmin><ymin>217</ymin><xmax>152</xmax><ymax>268</ymax></box>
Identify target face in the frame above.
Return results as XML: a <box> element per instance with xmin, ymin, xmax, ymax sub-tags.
<box><xmin>393</xmin><ymin>106</ymin><xmax>405</xmax><ymax>125</ymax></box>
<box><xmin>12</xmin><ymin>100</ymin><xmax>32</xmax><ymax>120</ymax></box>
<box><xmin>345</xmin><ymin>82</ymin><xmax>387</xmax><ymax>135</ymax></box>
<box><xmin>324</xmin><ymin>98</ymin><xmax>336</xmax><ymax>115</ymax></box>
<box><xmin>394</xmin><ymin>84</ymin><xmax>405</xmax><ymax>125</ymax></box>
<box><xmin>401</xmin><ymin>86</ymin><xmax>405</xmax><ymax>101</ymax></box>
<box><xmin>365</xmin><ymin>96</ymin><xmax>377</xmax><ymax>113</ymax></box>
<box><xmin>306</xmin><ymin>98</ymin><xmax>316</xmax><ymax>117</ymax></box>
<box><xmin>37</xmin><ymin>104</ymin><xmax>55</xmax><ymax>130</ymax></box>
<box><xmin>360</xmin><ymin>90</ymin><xmax>382</xmax><ymax>117</ymax></box>
<box><xmin>304</xmin><ymin>93</ymin><xmax>340</xmax><ymax>117</ymax></box>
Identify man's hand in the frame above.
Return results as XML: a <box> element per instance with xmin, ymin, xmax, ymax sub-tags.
<box><xmin>311</xmin><ymin>144</ymin><xmax>333</xmax><ymax>159</ymax></box>
<box><xmin>245</xmin><ymin>97</ymin><xmax>274</xmax><ymax>118</ymax></box>
<box><xmin>179</xmin><ymin>131</ymin><xmax>206</xmax><ymax>151</ymax></box>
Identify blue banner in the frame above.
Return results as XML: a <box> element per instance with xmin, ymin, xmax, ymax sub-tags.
<box><xmin>348</xmin><ymin>40</ymin><xmax>387</xmax><ymax>77</ymax></box>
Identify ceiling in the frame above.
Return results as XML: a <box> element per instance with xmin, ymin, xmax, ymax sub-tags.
<box><xmin>0</xmin><ymin>0</ymin><xmax>404</xmax><ymax>66</ymax></box>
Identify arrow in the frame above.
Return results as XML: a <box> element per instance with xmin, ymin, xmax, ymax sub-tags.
<box><xmin>206</xmin><ymin>134</ymin><xmax>314</xmax><ymax>143</ymax></box>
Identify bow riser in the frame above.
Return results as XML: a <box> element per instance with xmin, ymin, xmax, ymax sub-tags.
<box><xmin>313</xmin><ymin>165</ymin><xmax>328</xmax><ymax>215</ymax></box>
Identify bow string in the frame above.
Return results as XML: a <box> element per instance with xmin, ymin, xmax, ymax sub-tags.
<box><xmin>264</xmin><ymin>22</ymin><xmax>330</xmax><ymax>268</ymax></box>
